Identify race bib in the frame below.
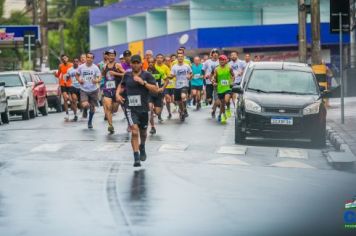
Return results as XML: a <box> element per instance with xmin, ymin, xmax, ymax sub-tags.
<box><xmin>221</xmin><ymin>80</ymin><xmax>229</xmax><ymax>86</ymax></box>
<box><xmin>177</xmin><ymin>80</ymin><xmax>185</xmax><ymax>87</ymax></box>
<box><xmin>128</xmin><ymin>95</ymin><xmax>142</xmax><ymax>106</ymax></box>
<box><xmin>168</xmin><ymin>80</ymin><xmax>174</xmax><ymax>86</ymax></box>
<box><xmin>84</xmin><ymin>75</ymin><xmax>92</xmax><ymax>82</ymax></box>
<box><xmin>193</xmin><ymin>74</ymin><xmax>201</xmax><ymax>79</ymax></box>
<box><xmin>106</xmin><ymin>81</ymin><xmax>115</xmax><ymax>89</ymax></box>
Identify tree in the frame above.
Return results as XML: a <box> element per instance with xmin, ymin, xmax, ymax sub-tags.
<box><xmin>0</xmin><ymin>10</ymin><xmax>31</xmax><ymax>25</ymax></box>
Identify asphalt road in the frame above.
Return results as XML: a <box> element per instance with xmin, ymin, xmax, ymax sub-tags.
<box><xmin>0</xmin><ymin>105</ymin><xmax>355</xmax><ymax>236</ymax></box>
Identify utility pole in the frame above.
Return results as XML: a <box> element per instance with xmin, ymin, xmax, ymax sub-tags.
<box><xmin>39</xmin><ymin>0</ymin><xmax>49</xmax><ymax>70</ymax></box>
<box><xmin>298</xmin><ymin>0</ymin><xmax>307</xmax><ymax>63</ymax></box>
<box><xmin>311</xmin><ymin>0</ymin><xmax>321</xmax><ymax>65</ymax></box>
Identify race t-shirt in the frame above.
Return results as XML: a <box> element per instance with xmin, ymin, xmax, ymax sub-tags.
<box><xmin>67</xmin><ymin>67</ymin><xmax>80</xmax><ymax>88</ymax></box>
<box><xmin>103</xmin><ymin>62</ymin><xmax>122</xmax><ymax>92</ymax></box>
<box><xmin>77</xmin><ymin>63</ymin><xmax>101</xmax><ymax>92</ymax></box>
<box><xmin>216</xmin><ymin>65</ymin><xmax>232</xmax><ymax>94</ymax></box>
<box><xmin>155</xmin><ymin>63</ymin><xmax>173</xmax><ymax>88</ymax></box>
<box><xmin>121</xmin><ymin>71</ymin><xmax>156</xmax><ymax>112</ymax></box>
<box><xmin>171</xmin><ymin>64</ymin><xmax>192</xmax><ymax>89</ymax></box>
<box><xmin>191</xmin><ymin>63</ymin><xmax>204</xmax><ymax>87</ymax></box>
<box><xmin>229</xmin><ymin>59</ymin><xmax>245</xmax><ymax>84</ymax></box>
<box><xmin>203</xmin><ymin>59</ymin><xmax>219</xmax><ymax>85</ymax></box>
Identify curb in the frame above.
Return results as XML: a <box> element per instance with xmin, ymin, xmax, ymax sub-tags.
<box><xmin>326</xmin><ymin>125</ymin><xmax>356</xmax><ymax>164</ymax></box>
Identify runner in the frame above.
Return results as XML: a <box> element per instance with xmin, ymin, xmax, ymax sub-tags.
<box><xmin>191</xmin><ymin>56</ymin><xmax>204</xmax><ymax>110</ymax></box>
<box><xmin>142</xmin><ymin>50</ymin><xmax>153</xmax><ymax>71</ymax></box>
<box><xmin>212</xmin><ymin>55</ymin><xmax>234</xmax><ymax>124</ymax></box>
<box><xmin>67</xmin><ymin>58</ymin><xmax>80</xmax><ymax>121</ymax></box>
<box><xmin>147</xmin><ymin>57</ymin><xmax>167</xmax><ymax>134</ymax></box>
<box><xmin>76</xmin><ymin>52</ymin><xmax>101</xmax><ymax>129</ymax></box>
<box><xmin>164</xmin><ymin>56</ymin><xmax>172</xmax><ymax>69</ymax></box>
<box><xmin>155</xmin><ymin>54</ymin><xmax>173</xmax><ymax>119</ymax></box>
<box><xmin>120</xmin><ymin>50</ymin><xmax>133</xmax><ymax>133</ymax></box>
<box><xmin>98</xmin><ymin>51</ymin><xmax>109</xmax><ymax>112</ymax></box>
<box><xmin>102</xmin><ymin>49</ymin><xmax>125</xmax><ymax>134</ymax></box>
<box><xmin>55</xmin><ymin>54</ymin><xmax>73</xmax><ymax>120</ymax></box>
<box><xmin>119</xmin><ymin>54</ymin><xmax>125</xmax><ymax>64</ymax></box>
<box><xmin>80</xmin><ymin>53</ymin><xmax>87</xmax><ymax>65</ymax></box>
<box><xmin>228</xmin><ymin>51</ymin><xmax>245</xmax><ymax>108</ymax></box>
<box><xmin>115</xmin><ymin>55</ymin><xmax>159</xmax><ymax>167</ymax></box>
<box><xmin>169</xmin><ymin>52</ymin><xmax>192</xmax><ymax>121</ymax></box>
<box><xmin>203</xmin><ymin>49</ymin><xmax>220</xmax><ymax>117</ymax></box>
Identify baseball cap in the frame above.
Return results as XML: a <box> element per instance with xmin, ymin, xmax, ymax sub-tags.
<box><xmin>123</xmin><ymin>50</ymin><xmax>132</xmax><ymax>57</ymax></box>
<box><xmin>219</xmin><ymin>55</ymin><xmax>228</xmax><ymax>61</ymax></box>
<box><xmin>211</xmin><ymin>48</ymin><xmax>219</xmax><ymax>54</ymax></box>
<box><xmin>105</xmin><ymin>49</ymin><xmax>116</xmax><ymax>55</ymax></box>
<box><xmin>130</xmin><ymin>55</ymin><xmax>142</xmax><ymax>63</ymax></box>
<box><xmin>119</xmin><ymin>54</ymin><xmax>124</xmax><ymax>59</ymax></box>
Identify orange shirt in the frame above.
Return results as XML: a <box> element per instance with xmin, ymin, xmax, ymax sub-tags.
<box><xmin>142</xmin><ymin>59</ymin><xmax>149</xmax><ymax>71</ymax></box>
<box><xmin>56</xmin><ymin>63</ymin><xmax>73</xmax><ymax>87</ymax></box>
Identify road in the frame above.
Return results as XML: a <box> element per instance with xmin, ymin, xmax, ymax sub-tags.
<box><xmin>0</xmin><ymin>105</ymin><xmax>355</xmax><ymax>236</ymax></box>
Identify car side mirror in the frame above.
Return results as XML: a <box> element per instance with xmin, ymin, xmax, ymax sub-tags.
<box><xmin>232</xmin><ymin>85</ymin><xmax>243</xmax><ymax>94</ymax></box>
<box><xmin>0</xmin><ymin>82</ymin><xmax>5</xmax><ymax>87</ymax></box>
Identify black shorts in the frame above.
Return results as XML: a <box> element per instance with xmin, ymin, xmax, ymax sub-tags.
<box><xmin>103</xmin><ymin>89</ymin><xmax>116</xmax><ymax>100</ymax></box>
<box><xmin>80</xmin><ymin>89</ymin><xmax>99</xmax><ymax>107</ymax></box>
<box><xmin>174</xmin><ymin>87</ymin><xmax>189</xmax><ymax>101</ymax></box>
<box><xmin>61</xmin><ymin>86</ymin><xmax>70</xmax><ymax>94</ymax></box>
<box><xmin>70</xmin><ymin>87</ymin><xmax>81</xmax><ymax>98</ymax></box>
<box><xmin>218</xmin><ymin>90</ymin><xmax>232</xmax><ymax>100</ymax></box>
<box><xmin>206</xmin><ymin>84</ymin><xmax>214</xmax><ymax>100</ymax></box>
<box><xmin>164</xmin><ymin>88</ymin><xmax>175</xmax><ymax>96</ymax></box>
<box><xmin>149</xmin><ymin>93</ymin><xmax>163</xmax><ymax>107</ymax></box>
<box><xmin>125</xmin><ymin>108</ymin><xmax>149</xmax><ymax>130</ymax></box>
<box><xmin>191</xmin><ymin>85</ymin><xmax>203</xmax><ymax>91</ymax></box>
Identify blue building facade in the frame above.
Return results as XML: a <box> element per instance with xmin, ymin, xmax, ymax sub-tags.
<box><xmin>89</xmin><ymin>0</ymin><xmax>349</xmax><ymax>63</ymax></box>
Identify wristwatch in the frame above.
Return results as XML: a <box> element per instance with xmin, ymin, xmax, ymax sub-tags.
<box><xmin>143</xmin><ymin>81</ymin><xmax>147</xmax><ymax>86</ymax></box>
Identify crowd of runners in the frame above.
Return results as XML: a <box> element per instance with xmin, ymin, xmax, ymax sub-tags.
<box><xmin>55</xmin><ymin>47</ymin><xmax>254</xmax><ymax>167</ymax></box>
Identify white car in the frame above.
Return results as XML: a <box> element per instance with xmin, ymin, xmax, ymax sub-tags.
<box><xmin>0</xmin><ymin>71</ymin><xmax>36</xmax><ymax>120</ymax></box>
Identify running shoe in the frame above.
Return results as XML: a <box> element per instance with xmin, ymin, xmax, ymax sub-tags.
<box><xmin>133</xmin><ymin>157</ymin><xmax>141</xmax><ymax>167</ymax></box>
<box><xmin>184</xmin><ymin>109</ymin><xmax>189</xmax><ymax>118</ymax></box>
<box><xmin>158</xmin><ymin>114</ymin><xmax>163</xmax><ymax>123</ymax></box>
<box><xmin>150</xmin><ymin>127</ymin><xmax>156</xmax><ymax>135</ymax></box>
<box><xmin>221</xmin><ymin>114</ymin><xmax>227</xmax><ymax>124</ymax></box>
<box><xmin>211</xmin><ymin>111</ymin><xmax>216</xmax><ymax>119</ymax></box>
<box><xmin>108</xmin><ymin>124</ymin><xmax>114</xmax><ymax>134</ymax></box>
<box><xmin>73</xmin><ymin>115</ymin><xmax>78</xmax><ymax>122</ymax></box>
<box><xmin>88</xmin><ymin>121</ymin><xmax>93</xmax><ymax>129</ymax></box>
<box><xmin>139</xmin><ymin>145</ymin><xmax>147</xmax><ymax>161</ymax></box>
<box><xmin>82</xmin><ymin>109</ymin><xmax>88</xmax><ymax>118</ymax></box>
<box><xmin>226</xmin><ymin>109</ymin><xmax>232</xmax><ymax>118</ymax></box>
<box><xmin>167</xmin><ymin>113</ymin><xmax>172</xmax><ymax>119</ymax></box>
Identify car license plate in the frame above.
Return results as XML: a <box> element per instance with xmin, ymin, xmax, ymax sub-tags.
<box><xmin>271</xmin><ymin>117</ymin><xmax>293</xmax><ymax>125</ymax></box>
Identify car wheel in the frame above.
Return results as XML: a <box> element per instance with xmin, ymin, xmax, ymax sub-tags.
<box><xmin>40</xmin><ymin>99</ymin><xmax>49</xmax><ymax>116</ymax></box>
<box><xmin>55</xmin><ymin>97</ymin><xmax>62</xmax><ymax>113</ymax></box>
<box><xmin>22</xmin><ymin>100</ymin><xmax>30</xmax><ymax>120</ymax></box>
<box><xmin>235</xmin><ymin>116</ymin><xmax>246</xmax><ymax>144</ymax></box>
<box><xmin>1</xmin><ymin>105</ymin><xmax>10</xmax><ymax>124</ymax></box>
<box><xmin>311</xmin><ymin>119</ymin><xmax>326</xmax><ymax>148</ymax></box>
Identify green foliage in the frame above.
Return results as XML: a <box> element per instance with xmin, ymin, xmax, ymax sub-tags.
<box><xmin>0</xmin><ymin>0</ymin><xmax>4</xmax><ymax>18</ymax></box>
<box><xmin>105</xmin><ymin>0</ymin><xmax>119</xmax><ymax>5</ymax></box>
<box><xmin>0</xmin><ymin>10</ymin><xmax>31</xmax><ymax>25</ymax></box>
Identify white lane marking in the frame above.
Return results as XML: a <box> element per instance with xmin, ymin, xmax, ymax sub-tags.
<box><xmin>94</xmin><ymin>143</ymin><xmax>125</xmax><ymax>152</ymax></box>
<box><xmin>159</xmin><ymin>144</ymin><xmax>188</xmax><ymax>152</ymax></box>
<box><xmin>269</xmin><ymin>160</ymin><xmax>315</xmax><ymax>169</ymax></box>
<box><xmin>208</xmin><ymin>156</ymin><xmax>250</xmax><ymax>166</ymax></box>
<box><xmin>30</xmin><ymin>144</ymin><xmax>65</xmax><ymax>153</ymax></box>
<box><xmin>217</xmin><ymin>146</ymin><xmax>247</xmax><ymax>155</ymax></box>
<box><xmin>277</xmin><ymin>148</ymin><xmax>308</xmax><ymax>159</ymax></box>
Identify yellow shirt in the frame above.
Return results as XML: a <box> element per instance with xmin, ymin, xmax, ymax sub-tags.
<box><xmin>312</xmin><ymin>64</ymin><xmax>327</xmax><ymax>75</ymax></box>
<box><xmin>156</xmin><ymin>63</ymin><xmax>175</xmax><ymax>89</ymax></box>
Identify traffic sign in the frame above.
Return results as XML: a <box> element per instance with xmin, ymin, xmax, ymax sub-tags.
<box><xmin>330</xmin><ymin>0</ymin><xmax>350</xmax><ymax>33</ymax></box>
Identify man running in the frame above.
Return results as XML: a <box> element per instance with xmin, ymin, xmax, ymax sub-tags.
<box><xmin>147</xmin><ymin>57</ymin><xmax>168</xmax><ymax>134</ymax></box>
<box><xmin>76</xmin><ymin>52</ymin><xmax>101</xmax><ymax>129</ymax></box>
<box><xmin>116</xmin><ymin>55</ymin><xmax>158</xmax><ymax>167</ymax></box>
<box><xmin>80</xmin><ymin>53</ymin><xmax>87</xmax><ymax>65</ymax></box>
<box><xmin>212</xmin><ymin>55</ymin><xmax>234</xmax><ymax>124</ymax></box>
<box><xmin>67</xmin><ymin>58</ymin><xmax>80</xmax><ymax>121</ymax></box>
<box><xmin>155</xmin><ymin>54</ymin><xmax>173</xmax><ymax>119</ymax></box>
<box><xmin>55</xmin><ymin>54</ymin><xmax>73</xmax><ymax>120</ymax></box>
<box><xmin>102</xmin><ymin>49</ymin><xmax>125</xmax><ymax>134</ymax></box>
<box><xmin>169</xmin><ymin>53</ymin><xmax>192</xmax><ymax>121</ymax></box>
<box><xmin>120</xmin><ymin>50</ymin><xmax>133</xmax><ymax>133</ymax></box>
<box><xmin>229</xmin><ymin>51</ymin><xmax>245</xmax><ymax>108</ymax></box>
<box><xmin>203</xmin><ymin>49</ymin><xmax>220</xmax><ymax>117</ymax></box>
<box><xmin>191</xmin><ymin>56</ymin><xmax>204</xmax><ymax>110</ymax></box>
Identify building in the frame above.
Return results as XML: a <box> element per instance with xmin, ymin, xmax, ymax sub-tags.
<box><xmin>89</xmin><ymin>0</ymin><xmax>349</xmax><ymax>64</ymax></box>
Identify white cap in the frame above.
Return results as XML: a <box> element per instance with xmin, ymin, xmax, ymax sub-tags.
<box><xmin>119</xmin><ymin>54</ymin><xmax>124</xmax><ymax>59</ymax></box>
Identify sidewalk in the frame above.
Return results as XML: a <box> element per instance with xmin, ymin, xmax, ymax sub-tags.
<box><xmin>327</xmin><ymin>97</ymin><xmax>356</xmax><ymax>155</ymax></box>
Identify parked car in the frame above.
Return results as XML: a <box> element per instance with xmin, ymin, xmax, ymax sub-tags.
<box><xmin>0</xmin><ymin>71</ymin><xmax>37</xmax><ymax>120</ymax></box>
<box><xmin>22</xmin><ymin>71</ymin><xmax>48</xmax><ymax>116</ymax></box>
<box><xmin>36</xmin><ymin>71</ymin><xmax>62</xmax><ymax>112</ymax></box>
<box><xmin>0</xmin><ymin>81</ymin><xmax>9</xmax><ymax>124</ymax></box>
<box><xmin>232</xmin><ymin>62</ymin><xmax>328</xmax><ymax>147</ymax></box>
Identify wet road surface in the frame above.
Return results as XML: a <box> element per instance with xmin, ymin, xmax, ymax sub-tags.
<box><xmin>0</xmin><ymin>106</ymin><xmax>355</xmax><ymax>236</ymax></box>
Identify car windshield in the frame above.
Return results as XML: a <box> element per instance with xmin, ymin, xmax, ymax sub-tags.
<box><xmin>247</xmin><ymin>69</ymin><xmax>318</xmax><ymax>95</ymax></box>
<box><xmin>0</xmin><ymin>74</ymin><xmax>23</xmax><ymax>87</ymax></box>
<box><xmin>38</xmin><ymin>74</ymin><xmax>57</xmax><ymax>84</ymax></box>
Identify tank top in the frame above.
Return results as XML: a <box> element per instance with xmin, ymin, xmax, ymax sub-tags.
<box><xmin>103</xmin><ymin>62</ymin><xmax>121</xmax><ymax>91</ymax></box>
<box><xmin>216</xmin><ymin>65</ymin><xmax>231</xmax><ymax>94</ymax></box>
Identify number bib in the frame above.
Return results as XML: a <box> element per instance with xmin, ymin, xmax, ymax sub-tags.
<box><xmin>128</xmin><ymin>95</ymin><xmax>142</xmax><ymax>106</ymax></box>
<box><xmin>84</xmin><ymin>76</ymin><xmax>92</xmax><ymax>82</ymax></box>
<box><xmin>105</xmin><ymin>80</ymin><xmax>116</xmax><ymax>89</ymax></box>
<box><xmin>193</xmin><ymin>74</ymin><xmax>201</xmax><ymax>79</ymax></box>
<box><xmin>177</xmin><ymin>80</ymin><xmax>185</xmax><ymax>87</ymax></box>
<box><xmin>220</xmin><ymin>80</ymin><xmax>229</xmax><ymax>86</ymax></box>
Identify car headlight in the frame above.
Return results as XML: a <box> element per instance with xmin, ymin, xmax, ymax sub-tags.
<box><xmin>244</xmin><ymin>99</ymin><xmax>261</xmax><ymax>113</ymax></box>
<box><xmin>8</xmin><ymin>94</ymin><xmax>23</xmax><ymax>100</ymax></box>
<box><xmin>303</xmin><ymin>101</ymin><xmax>321</xmax><ymax>115</ymax></box>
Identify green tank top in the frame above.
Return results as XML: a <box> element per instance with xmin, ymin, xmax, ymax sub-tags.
<box><xmin>216</xmin><ymin>65</ymin><xmax>231</xmax><ymax>94</ymax></box>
